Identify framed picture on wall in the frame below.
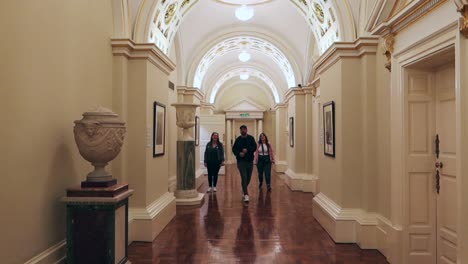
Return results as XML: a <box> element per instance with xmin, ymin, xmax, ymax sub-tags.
<box><xmin>153</xmin><ymin>101</ymin><xmax>166</xmax><ymax>157</ymax></box>
<box><xmin>323</xmin><ymin>101</ymin><xmax>335</xmax><ymax>157</ymax></box>
<box><xmin>289</xmin><ymin>117</ymin><xmax>294</xmax><ymax>147</ymax></box>
<box><xmin>195</xmin><ymin>116</ymin><xmax>200</xmax><ymax>146</ymax></box>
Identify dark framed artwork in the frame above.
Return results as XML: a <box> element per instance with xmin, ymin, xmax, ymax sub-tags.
<box><xmin>289</xmin><ymin>117</ymin><xmax>294</xmax><ymax>147</ymax></box>
<box><xmin>195</xmin><ymin>116</ymin><xmax>200</xmax><ymax>146</ymax></box>
<box><xmin>153</xmin><ymin>101</ymin><xmax>166</xmax><ymax>157</ymax></box>
<box><xmin>323</xmin><ymin>101</ymin><xmax>335</xmax><ymax>157</ymax></box>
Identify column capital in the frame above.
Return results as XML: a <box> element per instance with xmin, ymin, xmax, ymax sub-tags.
<box><xmin>176</xmin><ymin>86</ymin><xmax>205</xmax><ymax>102</ymax></box>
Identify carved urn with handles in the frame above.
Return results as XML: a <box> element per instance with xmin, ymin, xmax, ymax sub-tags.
<box><xmin>73</xmin><ymin>107</ymin><xmax>126</xmax><ymax>183</ymax></box>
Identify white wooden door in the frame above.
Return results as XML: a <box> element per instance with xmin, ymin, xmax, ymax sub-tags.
<box><xmin>406</xmin><ymin>69</ymin><xmax>437</xmax><ymax>264</ymax></box>
<box><xmin>435</xmin><ymin>65</ymin><xmax>457</xmax><ymax>264</ymax></box>
<box><xmin>405</xmin><ymin>64</ymin><xmax>457</xmax><ymax>264</ymax></box>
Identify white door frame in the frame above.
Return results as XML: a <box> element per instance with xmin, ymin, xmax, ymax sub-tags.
<box><xmin>391</xmin><ymin>23</ymin><xmax>458</xmax><ymax>264</ymax></box>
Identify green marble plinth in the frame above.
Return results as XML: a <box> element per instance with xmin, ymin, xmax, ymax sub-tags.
<box><xmin>177</xmin><ymin>140</ymin><xmax>195</xmax><ymax>191</ymax></box>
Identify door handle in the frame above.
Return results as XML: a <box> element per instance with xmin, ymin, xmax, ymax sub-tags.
<box><xmin>435</xmin><ymin>161</ymin><xmax>443</xmax><ymax>169</ymax></box>
<box><xmin>435</xmin><ymin>169</ymin><xmax>440</xmax><ymax>194</ymax></box>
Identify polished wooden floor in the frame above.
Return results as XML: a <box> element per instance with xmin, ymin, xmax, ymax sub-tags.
<box><xmin>128</xmin><ymin>164</ymin><xmax>389</xmax><ymax>264</ymax></box>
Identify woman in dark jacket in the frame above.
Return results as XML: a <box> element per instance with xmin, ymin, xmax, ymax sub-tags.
<box><xmin>204</xmin><ymin>132</ymin><xmax>225</xmax><ymax>192</ymax></box>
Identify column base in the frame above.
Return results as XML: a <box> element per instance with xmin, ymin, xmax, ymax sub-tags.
<box><xmin>175</xmin><ymin>192</ymin><xmax>205</xmax><ymax>206</ymax></box>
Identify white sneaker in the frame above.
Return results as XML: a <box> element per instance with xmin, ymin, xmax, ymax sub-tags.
<box><xmin>207</xmin><ymin>187</ymin><xmax>212</xmax><ymax>192</ymax></box>
<box><xmin>213</xmin><ymin>187</ymin><xmax>217</xmax><ymax>192</ymax></box>
<box><xmin>243</xmin><ymin>194</ymin><xmax>249</xmax><ymax>202</ymax></box>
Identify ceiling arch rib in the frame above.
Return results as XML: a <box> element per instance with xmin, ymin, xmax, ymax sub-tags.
<box><xmin>135</xmin><ymin>0</ymin><xmax>345</xmax><ymax>56</ymax></box>
<box><xmin>291</xmin><ymin>0</ymin><xmax>341</xmax><ymax>53</ymax></box>
<box><xmin>214</xmin><ymin>81</ymin><xmax>276</xmax><ymax>110</ymax></box>
<box><xmin>209</xmin><ymin>67</ymin><xmax>280</xmax><ymax>104</ymax></box>
<box><xmin>193</xmin><ymin>36</ymin><xmax>296</xmax><ymax>89</ymax></box>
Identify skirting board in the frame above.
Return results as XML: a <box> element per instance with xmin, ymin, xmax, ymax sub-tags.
<box><xmin>313</xmin><ymin>192</ymin><xmax>398</xmax><ymax>261</ymax></box>
<box><xmin>168</xmin><ymin>175</ymin><xmax>176</xmax><ymax>193</ymax></box>
<box><xmin>274</xmin><ymin>161</ymin><xmax>287</xmax><ymax>173</ymax></box>
<box><xmin>129</xmin><ymin>192</ymin><xmax>176</xmax><ymax>242</ymax></box>
<box><xmin>24</xmin><ymin>240</ymin><xmax>66</xmax><ymax>264</ymax></box>
<box><xmin>284</xmin><ymin>169</ymin><xmax>318</xmax><ymax>193</ymax></box>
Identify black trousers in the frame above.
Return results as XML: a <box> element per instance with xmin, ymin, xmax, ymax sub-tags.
<box><xmin>257</xmin><ymin>155</ymin><xmax>272</xmax><ymax>186</ymax></box>
<box><xmin>207</xmin><ymin>162</ymin><xmax>221</xmax><ymax>187</ymax></box>
<box><xmin>237</xmin><ymin>161</ymin><xmax>253</xmax><ymax>195</ymax></box>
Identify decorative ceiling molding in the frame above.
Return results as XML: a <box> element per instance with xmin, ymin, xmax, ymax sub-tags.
<box><xmin>372</xmin><ymin>0</ymin><xmax>447</xmax><ymax>36</ymax></box>
<box><xmin>208</xmin><ymin>67</ymin><xmax>281</xmax><ymax>104</ymax></box>
<box><xmin>191</xmin><ymin>35</ymin><xmax>297</xmax><ymax>89</ymax></box>
<box><xmin>289</xmin><ymin>0</ymin><xmax>342</xmax><ymax>54</ymax></box>
<box><xmin>214</xmin><ymin>80</ymin><xmax>276</xmax><ymax>108</ymax></box>
<box><xmin>111</xmin><ymin>38</ymin><xmax>176</xmax><ymax>74</ymax></box>
<box><xmin>224</xmin><ymin>98</ymin><xmax>266</xmax><ymax>112</ymax></box>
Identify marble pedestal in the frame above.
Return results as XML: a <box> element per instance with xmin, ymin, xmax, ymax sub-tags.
<box><xmin>175</xmin><ymin>140</ymin><xmax>204</xmax><ymax>205</ymax></box>
<box><xmin>62</xmin><ymin>184</ymin><xmax>133</xmax><ymax>264</ymax></box>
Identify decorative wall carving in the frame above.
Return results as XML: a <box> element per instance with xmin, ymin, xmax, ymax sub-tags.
<box><xmin>456</xmin><ymin>1</ymin><xmax>468</xmax><ymax>38</ymax></box>
<box><xmin>382</xmin><ymin>33</ymin><xmax>395</xmax><ymax>72</ymax></box>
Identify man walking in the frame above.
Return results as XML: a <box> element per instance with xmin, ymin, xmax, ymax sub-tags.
<box><xmin>232</xmin><ymin>125</ymin><xmax>257</xmax><ymax>202</ymax></box>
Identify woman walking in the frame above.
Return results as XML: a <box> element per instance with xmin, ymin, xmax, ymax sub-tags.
<box><xmin>254</xmin><ymin>133</ymin><xmax>275</xmax><ymax>192</ymax></box>
<box><xmin>204</xmin><ymin>132</ymin><xmax>225</xmax><ymax>192</ymax></box>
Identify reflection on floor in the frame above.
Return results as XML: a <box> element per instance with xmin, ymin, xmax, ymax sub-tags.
<box><xmin>128</xmin><ymin>164</ymin><xmax>389</xmax><ymax>264</ymax></box>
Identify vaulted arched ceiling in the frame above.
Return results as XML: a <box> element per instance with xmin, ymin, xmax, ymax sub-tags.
<box><xmin>127</xmin><ymin>0</ymin><xmax>357</xmax><ymax>105</ymax></box>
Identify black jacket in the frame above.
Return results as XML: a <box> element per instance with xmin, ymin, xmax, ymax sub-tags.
<box><xmin>232</xmin><ymin>134</ymin><xmax>257</xmax><ymax>162</ymax></box>
<box><xmin>204</xmin><ymin>142</ymin><xmax>225</xmax><ymax>164</ymax></box>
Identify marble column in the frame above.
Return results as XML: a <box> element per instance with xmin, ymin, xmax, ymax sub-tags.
<box><xmin>258</xmin><ymin>119</ymin><xmax>263</xmax><ymax>138</ymax></box>
<box><xmin>226</xmin><ymin>119</ymin><xmax>233</xmax><ymax>164</ymax></box>
<box><xmin>171</xmin><ymin>103</ymin><xmax>204</xmax><ymax>205</ymax></box>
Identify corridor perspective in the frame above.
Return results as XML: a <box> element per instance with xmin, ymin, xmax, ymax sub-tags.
<box><xmin>128</xmin><ymin>165</ymin><xmax>388</xmax><ymax>264</ymax></box>
<box><xmin>3</xmin><ymin>1</ymin><xmax>468</xmax><ymax>264</ymax></box>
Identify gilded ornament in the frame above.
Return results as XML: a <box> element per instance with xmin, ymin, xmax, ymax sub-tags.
<box><xmin>314</xmin><ymin>2</ymin><xmax>325</xmax><ymax>23</ymax></box>
<box><xmin>181</xmin><ymin>0</ymin><xmax>190</xmax><ymax>8</ymax></box>
<box><xmin>382</xmin><ymin>33</ymin><xmax>395</xmax><ymax>72</ymax></box>
<box><xmin>164</xmin><ymin>3</ymin><xmax>177</xmax><ymax>25</ymax></box>
<box><xmin>299</xmin><ymin>0</ymin><xmax>308</xmax><ymax>6</ymax></box>
<box><xmin>457</xmin><ymin>5</ymin><xmax>468</xmax><ymax>38</ymax></box>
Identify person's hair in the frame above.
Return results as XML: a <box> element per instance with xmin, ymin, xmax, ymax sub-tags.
<box><xmin>210</xmin><ymin>132</ymin><xmax>221</xmax><ymax>144</ymax></box>
<box><xmin>240</xmin><ymin>125</ymin><xmax>247</xmax><ymax>129</ymax></box>
<box><xmin>258</xmin><ymin>133</ymin><xmax>270</xmax><ymax>146</ymax></box>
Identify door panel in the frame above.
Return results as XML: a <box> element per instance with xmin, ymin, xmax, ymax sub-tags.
<box><xmin>406</xmin><ymin>70</ymin><xmax>436</xmax><ymax>264</ymax></box>
<box><xmin>436</xmin><ymin>65</ymin><xmax>457</xmax><ymax>264</ymax></box>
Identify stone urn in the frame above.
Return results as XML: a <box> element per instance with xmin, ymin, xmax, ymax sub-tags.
<box><xmin>171</xmin><ymin>103</ymin><xmax>200</xmax><ymax>140</ymax></box>
<box><xmin>73</xmin><ymin>107</ymin><xmax>126</xmax><ymax>183</ymax></box>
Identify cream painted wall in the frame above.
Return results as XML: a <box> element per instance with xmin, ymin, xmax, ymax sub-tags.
<box><xmin>0</xmin><ymin>1</ymin><xmax>114</xmax><ymax>263</ymax></box>
<box><xmin>317</xmin><ymin>50</ymin><xmax>388</xmax><ymax>212</ymax></box>
<box><xmin>318</xmin><ymin>61</ymin><xmax>343</xmax><ymax>205</ymax></box>
<box><xmin>168</xmin><ymin>45</ymin><xmax>178</xmax><ymax>192</ymax></box>
<box><xmin>216</xmin><ymin>84</ymin><xmax>273</xmax><ymax>111</ymax></box>
<box><xmin>263</xmin><ymin>111</ymin><xmax>276</xmax><ymax>151</ymax></box>
<box><xmin>146</xmin><ymin>63</ymin><xmax>170</xmax><ymax>203</ymax></box>
<box><xmin>375</xmin><ymin>41</ymin><xmax>391</xmax><ymax>219</ymax></box>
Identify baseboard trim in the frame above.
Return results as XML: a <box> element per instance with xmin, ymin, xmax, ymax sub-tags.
<box><xmin>313</xmin><ymin>192</ymin><xmax>397</xmax><ymax>261</ymax></box>
<box><xmin>129</xmin><ymin>192</ymin><xmax>176</xmax><ymax>242</ymax></box>
<box><xmin>24</xmin><ymin>240</ymin><xmax>66</xmax><ymax>264</ymax></box>
<box><xmin>284</xmin><ymin>169</ymin><xmax>318</xmax><ymax>193</ymax></box>
<box><xmin>274</xmin><ymin>161</ymin><xmax>287</xmax><ymax>173</ymax></box>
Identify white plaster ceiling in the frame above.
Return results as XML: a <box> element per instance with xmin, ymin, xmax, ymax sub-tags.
<box><xmin>175</xmin><ymin>0</ymin><xmax>315</xmax><ymax>105</ymax></box>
